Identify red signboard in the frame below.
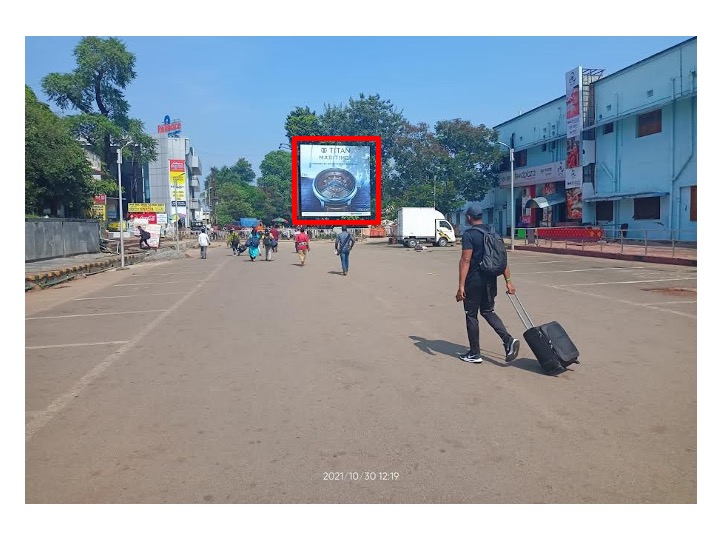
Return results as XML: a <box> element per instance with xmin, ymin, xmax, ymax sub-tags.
<box><xmin>127</xmin><ymin>212</ymin><xmax>158</xmax><ymax>224</ymax></box>
<box><xmin>169</xmin><ymin>159</ymin><xmax>185</xmax><ymax>172</ymax></box>
<box><xmin>158</xmin><ymin>121</ymin><xmax>182</xmax><ymax>133</ymax></box>
<box><xmin>93</xmin><ymin>194</ymin><xmax>107</xmax><ymax>204</ymax></box>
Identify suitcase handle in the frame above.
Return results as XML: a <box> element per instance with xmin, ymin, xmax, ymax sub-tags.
<box><xmin>506</xmin><ymin>292</ymin><xmax>535</xmax><ymax>330</ymax></box>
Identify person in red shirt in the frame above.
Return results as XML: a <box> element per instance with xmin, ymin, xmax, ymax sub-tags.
<box><xmin>270</xmin><ymin>226</ymin><xmax>280</xmax><ymax>252</ymax></box>
<box><xmin>295</xmin><ymin>227</ymin><xmax>310</xmax><ymax>266</ymax></box>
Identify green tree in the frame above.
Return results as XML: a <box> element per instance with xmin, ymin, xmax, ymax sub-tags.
<box><xmin>41</xmin><ymin>36</ymin><xmax>156</xmax><ymax>191</ymax></box>
<box><xmin>258</xmin><ymin>150</ymin><xmax>292</xmax><ymax>220</ymax></box>
<box><xmin>215</xmin><ymin>158</ymin><xmax>256</xmax><ymax>186</ymax></box>
<box><xmin>214</xmin><ymin>183</ymin><xmax>257</xmax><ymax>226</ymax></box>
<box><xmin>434</xmin><ymin>119</ymin><xmax>503</xmax><ymax>201</ymax></box>
<box><xmin>25</xmin><ymin>86</ymin><xmax>97</xmax><ymax>217</ymax></box>
<box><xmin>284</xmin><ymin>106</ymin><xmax>322</xmax><ymax>142</ymax></box>
<box><xmin>207</xmin><ymin>158</ymin><xmax>263</xmax><ymax>224</ymax></box>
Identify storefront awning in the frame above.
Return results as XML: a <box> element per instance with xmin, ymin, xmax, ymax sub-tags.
<box><xmin>583</xmin><ymin>190</ymin><xmax>668</xmax><ymax>203</ymax></box>
<box><xmin>525</xmin><ymin>192</ymin><xmax>566</xmax><ymax>209</ymax></box>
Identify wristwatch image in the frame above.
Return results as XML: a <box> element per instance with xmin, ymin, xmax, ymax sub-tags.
<box><xmin>312</xmin><ymin>168</ymin><xmax>358</xmax><ymax>212</ymax></box>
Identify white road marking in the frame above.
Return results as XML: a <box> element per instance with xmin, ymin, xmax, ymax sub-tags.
<box><xmin>130</xmin><ymin>271</ymin><xmax>208</xmax><ymax>276</ymax></box>
<box><xmin>26</xmin><ymin>341</ymin><xmax>129</xmax><ymax>350</ymax></box>
<box><xmin>641</xmin><ymin>300</ymin><xmax>697</xmax><ymax>306</ymax></box>
<box><xmin>514</xmin><ymin>266</ymin><xmax>645</xmax><ymax>275</ymax></box>
<box><xmin>26</xmin><ymin>259</ymin><xmax>229</xmax><ymax>442</ymax></box>
<box><xmin>508</xmin><ymin>260</ymin><xmax>565</xmax><ymax>265</ymax></box>
<box><xmin>545</xmin><ymin>284</ymin><xmax>696</xmax><ymax>319</ymax></box>
<box><xmin>74</xmin><ymin>292</ymin><xmax>185</xmax><ymax>301</ymax></box>
<box><xmin>562</xmin><ymin>277</ymin><xmax>696</xmax><ymax>287</ymax></box>
<box><xmin>113</xmin><ymin>281</ymin><xmax>197</xmax><ymax>286</ymax></box>
<box><xmin>26</xmin><ymin>310</ymin><xmax>166</xmax><ymax>320</ymax></box>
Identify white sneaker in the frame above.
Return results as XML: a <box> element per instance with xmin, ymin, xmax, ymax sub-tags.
<box><xmin>459</xmin><ymin>351</ymin><xmax>483</xmax><ymax>363</ymax></box>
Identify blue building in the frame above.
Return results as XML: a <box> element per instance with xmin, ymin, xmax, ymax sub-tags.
<box><xmin>453</xmin><ymin>37</ymin><xmax>697</xmax><ymax>242</ymax></box>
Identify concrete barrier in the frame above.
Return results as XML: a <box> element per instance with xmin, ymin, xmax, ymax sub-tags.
<box><xmin>25</xmin><ymin>218</ymin><xmax>101</xmax><ymax>262</ymax></box>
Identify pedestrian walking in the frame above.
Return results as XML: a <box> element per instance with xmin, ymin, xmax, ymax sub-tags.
<box><xmin>262</xmin><ymin>229</ymin><xmax>275</xmax><ymax>261</ymax></box>
<box><xmin>246</xmin><ymin>227</ymin><xmax>261</xmax><ymax>262</ymax></box>
<box><xmin>455</xmin><ymin>202</ymin><xmax>520</xmax><ymax>364</ymax></box>
<box><xmin>198</xmin><ymin>229</ymin><xmax>210</xmax><ymax>259</ymax></box>
<box><xmin>334</xmin><ymin>226</ymin><xmax>355</xmax><ymax>276</ymax></box>
<box><xmin>295</xmin><ymin>227</ymin><xmax>310</xmax><ymax>266</ymax></box>
<box><xmin>270</xmin><ymin>226</ymin><xmax>280</xmax><ymax>253</ymax></box>
<box><xmin>137</xmin><ymin>225</ymin><xmax>151</xmax><ymax>249</ymax></box>
<box><xmin>230</xmin><ymin>231</ymin><xmax>240</xmax><ymax>255</ymax></box>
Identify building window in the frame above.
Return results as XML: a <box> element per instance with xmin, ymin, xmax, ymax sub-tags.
<box><xmin>542</xmin><ymin>143</ymin><xmax>547</xmax><ymax>152</ymax></box>
<box><xmin>690</xmin><ymin>186</ymin><xmax>697</xmax><ymax>222</ymax></box>
<box><xmin>637</xmin><ymin>109</ymin><xmax>662</xmax><ymax>138</ymax></box>
<box><xmin>515</xmin><ymin>150</ymin><xmax>527</xmax><ymax>167</ymax></box>
<box><xmin>633</xmin><ymin>196</ymin><xmax>661</xmax><ymax>220</ymax></box>
<box><xmin>603</xmin><ymin>123</ymin><xmax>614</xmax><ymax>135</ymax></box>
<box><xmin>596</xmin><ymin>201</ymin><xmax>613</xmax><ymax>221</ymax></box>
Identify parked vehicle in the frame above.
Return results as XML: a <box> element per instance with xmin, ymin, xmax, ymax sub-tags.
<box><xmin>396</xmin><ymin>207</ymin><xmax>456</xmax><ymax>247</ymax></box>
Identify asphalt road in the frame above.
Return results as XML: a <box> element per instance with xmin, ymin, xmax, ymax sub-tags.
<box><xmin>25</xmin><ymin>239</ymin><xmax>697</xmax><ymax>503</ymax></box>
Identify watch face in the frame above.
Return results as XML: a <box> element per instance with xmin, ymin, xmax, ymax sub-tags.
<box><xmin>313</xmin><ymin>168</ymin><xmax>357</xmax><ymax>204</ymax></box>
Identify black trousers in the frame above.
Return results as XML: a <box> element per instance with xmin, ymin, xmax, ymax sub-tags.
<box><xmin>463</xmin><ymin>274</ymin><xmax>512</xmax><ymax>355</ymax></box>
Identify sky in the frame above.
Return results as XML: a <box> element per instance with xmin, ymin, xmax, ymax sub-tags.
<box><xmin>9</xmin><ymin>1</ymin><xmax>714</xmax><ymax>537</ymax></box>
<box><xmin>24</xmin><ymin>35</ymin><xmax>693</xmax><ymax>181</ymax></box>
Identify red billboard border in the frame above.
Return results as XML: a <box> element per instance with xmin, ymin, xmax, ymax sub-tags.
<box><xmin>291</xmin><ymin>135</ymin><xmax>382</xmax><ymax>226</ymax></box>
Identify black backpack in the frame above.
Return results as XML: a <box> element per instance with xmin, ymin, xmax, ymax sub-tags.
<box><xmin>263</xmin><ymin>234</ymin><xmax>272</xmax><ymax>247</ymax></box>
<box><xmin>471</xmin><ymin>226</ymin><xmax>507</xmax><ymax>276</ymax></box>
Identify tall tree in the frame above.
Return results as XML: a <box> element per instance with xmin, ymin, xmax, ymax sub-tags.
<box><xmin>25</xmin><ymin>86</ymin><xmax>98</xmax><ymax>217</ymax></box>
<box><xmin>41</xmin><ymin>36</ymin><xmax>156</xmax><ymax>189</ymax></box>
<box><xmin>434</xmin><ymin>119</ymin><xmax>503</xmax><ymax>203</ymax></box>
<box><xmin>214</xmin><ymin>158</ymin><xmax>256</xmax><ymax>186</ymax></box>
<box><xmin>284</xmin><ymin>106</ymin><xmax>322</xmax><ymax>142</ymax></box>
<box><xmin>258</xmin><ymin>150</ymin><xmax>292</xmax><ymax>220</ymax></box>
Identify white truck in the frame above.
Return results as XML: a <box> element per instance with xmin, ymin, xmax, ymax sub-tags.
<box><xmin>396</xmin><ymin>207</ymin><xmax>456</xmax><ymax>248</ymax></box>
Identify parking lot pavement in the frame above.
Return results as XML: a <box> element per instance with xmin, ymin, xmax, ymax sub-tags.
<box><xmin>25</xmin><ymin>240</ymin><xmax>697</xmax><ymax>503</ymax></box>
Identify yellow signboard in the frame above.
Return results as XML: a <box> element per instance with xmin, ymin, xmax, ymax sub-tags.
<box><xmin>128</xmin><ymin>203</ymin><xmax>166</xmax><ymax>213</ymax></box>
<box><xmin>92</xmin><ymin>204</ymin><xmax>106</xmax><ymax>220</ymax></box>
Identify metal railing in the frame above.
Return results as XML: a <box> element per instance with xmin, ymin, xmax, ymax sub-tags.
<box><xmin>514</xmin><ymin>226</ymin><xmax>696</xmax><ymax>260</ymax></box>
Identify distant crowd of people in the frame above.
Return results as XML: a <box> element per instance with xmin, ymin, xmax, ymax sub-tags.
<box><xmin>196</xmin><ymin>220</ymin><xmax>357</xmax><ymax>274</ymax></box>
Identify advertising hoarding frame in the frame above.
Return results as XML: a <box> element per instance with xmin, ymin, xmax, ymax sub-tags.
<box><xmin>291</xmin><ymin>136</ymin><xmax>382</xmax><ymax>226</ymax></box>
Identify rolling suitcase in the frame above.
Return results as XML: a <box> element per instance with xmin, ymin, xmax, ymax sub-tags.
<box><xmin>506</xmin><ymin>292</ymin><xmax>580</xmax><ymax>375</ymax></box>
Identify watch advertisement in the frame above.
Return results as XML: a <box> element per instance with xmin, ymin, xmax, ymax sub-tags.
<box><xmin>299</xmin><ymin>144</ymin><xmax>372</xmax><ymax>217</ymax></box>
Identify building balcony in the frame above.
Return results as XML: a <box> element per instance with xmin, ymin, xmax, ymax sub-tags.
<box><xmin>190</xmin><ymin>155</ymin><xmax>202</xmax><ymax>175</ymax></box>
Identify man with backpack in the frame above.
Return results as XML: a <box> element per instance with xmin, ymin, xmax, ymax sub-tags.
<box><xmin>137</xmin><ymin>225</ymin><xmax>151</xmax><ymax>249</ymax></box>
<box><xmin>455</xmin><ymin>203</ymin><xmax>520</xmax><ymax>364</ymax></box>
<box><xmin>262</xmin><ymin>229</ymin><xmax>275</xmax><ymax>261</ymax></box>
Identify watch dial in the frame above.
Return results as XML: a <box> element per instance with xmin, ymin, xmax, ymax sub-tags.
<box><xmin>315</xmin><ymin>169</ymin><xmax>356</xmax><ymax>201</ymax></box>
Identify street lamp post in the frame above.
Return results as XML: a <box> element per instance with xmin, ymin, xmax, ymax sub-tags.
<box><xmin>496</xmin><ymin>141</ymin><xmax>515</xmax><ymax>251</ymax></box>
<box><xmin>116</xmin><ymin>140</ymin><xmax>137</xmax><ymax>267</ymax></box>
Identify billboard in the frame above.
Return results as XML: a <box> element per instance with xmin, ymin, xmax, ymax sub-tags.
<box><xmin>128</xmin><ymin>203</ymin><xmax>166</xmax><ymax>213</ymax></box>
<box><xmin>565</xmin><ymin>67</ymin><xmax>584</xmax><ymax>219</ymax></box>
<box><xmin>158</xmin><ymin>115</ymin><xmax>182</xmax><ymax>137</ymax></box>
<box><xmin>293</xmin><ymin>136</ymin><xmax>381</xmax><ymax>225</ymax></box>
<box><xmin>169</xmin><ymin>159</ymin><xmax>187</xmax><ymax>223</ymax></box>
<box><xmin>499</xmin><ymin>161</ymin><xmax>565</xmax><ymax>189</ymax></box>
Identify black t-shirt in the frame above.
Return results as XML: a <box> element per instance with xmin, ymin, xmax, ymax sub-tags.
<box><xmin>461</xmin><ymin>225</ymin><xmax>491</xmax><ymax>282</ymax></box>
